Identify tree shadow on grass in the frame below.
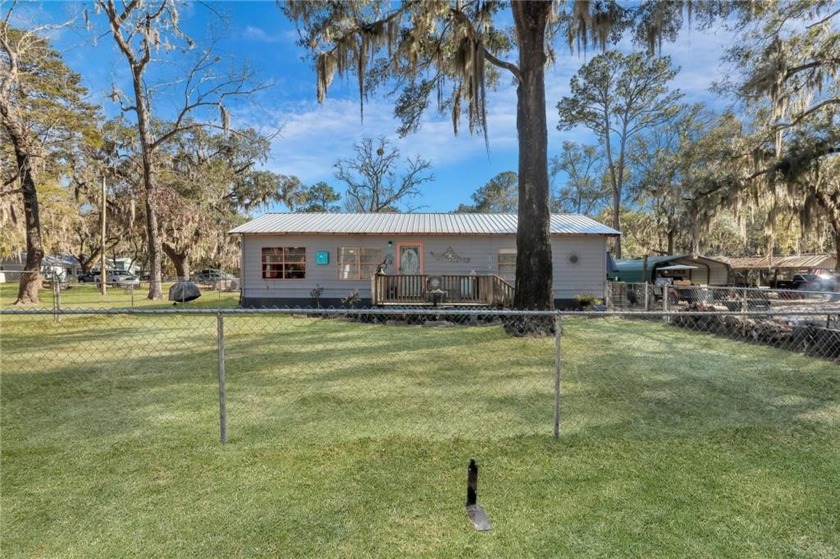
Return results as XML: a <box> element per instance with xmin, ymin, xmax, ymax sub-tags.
<box><xmin>4</xmin><ymin>314</ymin><xmax>837</xmax><ymax>449</ymax></box>
<box><xmin>556</xmin><ymin>319</ymin><xmax>840</xmax><ymax>438</ymax></box>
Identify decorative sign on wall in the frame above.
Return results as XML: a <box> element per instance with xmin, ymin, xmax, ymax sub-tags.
<box><xmin>429</xmin><ymin>246</ymin><xmax>471</xmax><ymax>263</ymax></box>
<box><xmin>315</xmin><ymin>251</ymin><xmax>330</xmax><ymax>265</ymax></box>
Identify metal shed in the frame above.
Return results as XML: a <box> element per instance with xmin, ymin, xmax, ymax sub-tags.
<box><xmin>611</xmin><ymin>255</ymin><xmax>731</xmax><ymax>285</ymax></box>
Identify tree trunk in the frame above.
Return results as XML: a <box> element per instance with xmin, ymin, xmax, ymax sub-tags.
<box><xmin>612</xmin><ymin>187</ymin><xmax>622</xmax><ymax>258</ymax></box>
<box><xmin>142</xmin><ymin>179</ymin><xmax>163</xmax><ymax>299</ymax></box>
<box><xmin>12</xmin><ymin>140</ymin><xmax>43</xmax><ymax>304</ymax></box>
<box><xmin>131</xmin><ymin>69</ymin><xmax>163</xmax><ymax>300</ymax></box>
<box><xmin>511</xmin><ymin>1</ymin><xmax>553</xmax><ymax>311</ymax></box>
<box><xmin>162</xmin><ymin>242</ymin><xmax>190</xmax><ymax>280</ymax></box>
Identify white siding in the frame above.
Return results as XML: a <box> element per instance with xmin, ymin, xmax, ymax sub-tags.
<box><xmin>551</xmin><ymin>236</ymin><xmax>608</xmax><ymax>300</ymax></box>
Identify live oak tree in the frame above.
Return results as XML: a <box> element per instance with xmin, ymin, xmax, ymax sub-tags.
<box><xmin>282</xmin><ymin>0</ymin><xmax>710</xmax><ymax>311</ymax></box>
<box><xmin>708</xmin><ymin>1</ymin><xmax>840</xmax><ymax>266</ymax></box>
<box><xmin>557</xmin><ymin>51</ymin><xmax>682</xmax><ymax>258</ymax></box>
<box><xmin>65</xmin><ymin>118</ymin><xmax>140</xmax><ymax>277</ymax></box>
<box><xmin>334</xmin><ymin>137</ymin><xmax>433</xmax><ymax>213</ymax></box>
<box><xmin>629</xmin><ymin>103</ymin><xmax>719</xmax><ymax>255</ymax></box>
<box><xmin>157</xmin><ymin>125</ymin><xmax>301</xmax><ymax>278</ymax></box>
<box><xmin>0</xmin><ymin>17</ymin><xmax>99</xmax><ymax>304</ymax></box>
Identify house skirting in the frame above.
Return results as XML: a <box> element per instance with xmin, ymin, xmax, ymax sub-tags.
<box><xmin>240</xmin><ymin>296</ymin><xmax>579</xmax><ymax>310</ymax></box>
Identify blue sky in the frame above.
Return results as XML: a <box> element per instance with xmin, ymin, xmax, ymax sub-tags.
<box><xmin>14</xmin><ymin>1</ymin><xmax>737</xmax><ymax>214</ymax></box>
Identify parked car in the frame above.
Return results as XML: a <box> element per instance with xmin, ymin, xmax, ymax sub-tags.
<box><xmin>41</xmin><ymin>266</ymin><xmax>68</xmax><ymax>285</ymax></box>
<box><xmin>77</xmin><ymin>271</ymin><xmax>100</xmax><ymax>283</ymax></box>
<box><xmin>194</xmin><ymin>269</ymin><xmax>236</xmax><ymax>283</ymax></box>
<box><xmin>96</xmin><ymin>270</ymin><xmax>141</xmax><ymax>287</ymax></box>
<box><xmin>792</xmin><ymin>273</ymin><xmax>837</xmax><ymax>292</ymax></box>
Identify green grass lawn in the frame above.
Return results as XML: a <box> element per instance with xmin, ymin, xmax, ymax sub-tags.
<box><xmin>1</xmin><ymin>290</ymin><xmax>838</xmax><ymax>557</ymax></box>
<box><xmin>0</xmin><ymin>281</ymin><xmax>241</xmax><ymax>310</ymax></box>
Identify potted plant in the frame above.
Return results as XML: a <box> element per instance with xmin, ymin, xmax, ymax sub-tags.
<box><xmin>574</xmin><ymin>293</ymin><xmax>602</xmax><ymax>310</ymax></box>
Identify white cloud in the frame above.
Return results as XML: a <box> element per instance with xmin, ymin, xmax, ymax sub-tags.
<box><xmin>242</xmin><ymin>25</ymin><xmax>284</xmax><ymax>43</ymax></box>
<box><xmin>246</xmin><ymin>88</ymin><xmax>523</xmax><ymax>186</ymax></box>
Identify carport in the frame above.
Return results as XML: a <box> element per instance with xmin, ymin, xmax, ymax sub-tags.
<box><xmin>718</xmin><ymin>254</ymin><xmax>836</xmax><ymax>287</ymax></box>
<box><xmin>611</xmin><ymin>255</ymin><xmax>731</xmax><ymax>285</ymax></box>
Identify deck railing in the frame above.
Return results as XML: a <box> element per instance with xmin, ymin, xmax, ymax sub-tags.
<box><xmin>371</xmin><ymin>274</ymin><xmax>514</xmax><ymax>307</ymax></box>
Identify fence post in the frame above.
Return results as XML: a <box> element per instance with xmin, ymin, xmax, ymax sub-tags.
<box><xmin>553</xmin><ymin>313</ymin><xmax>562</xmax><ymax>438</ymax></box>
<box><xmin>52</xmin><ymin>278</ymin><xmax>61</xmax><ymax>323</ymax></box>
<box><xmin>741</xmin><ymin>287</ymin><xmax>748</xmax><ymax>337</ymax></box>
<box><xmin>217</xmin><ymin>311</ymin><xmax>227</xmax><ymax>444</ymax></box>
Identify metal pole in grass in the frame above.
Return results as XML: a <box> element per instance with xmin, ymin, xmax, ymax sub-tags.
<box><xmin>53</xmin><ymin>278</ymin><xmax>61</xmax><ymax>323</ymax></box>
<box><xmin>553</xmin><ymin>313</ymin><xmax>562</xmax><ymax>438</ymax></box>
<box><xmin>217</xmin><ymin>311</ymin><xmax>227</xmax><ymax>444</ymax></box>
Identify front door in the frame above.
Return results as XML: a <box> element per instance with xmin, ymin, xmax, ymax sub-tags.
<box><xmin>396</xmin><ymin>242</ymin><xmax>423</xmax><ymax>299</ymax></box>
<box><xmin>397</xmin><ymin>242</ymin><xmax>423</xmax><ymax>275</ymax></box>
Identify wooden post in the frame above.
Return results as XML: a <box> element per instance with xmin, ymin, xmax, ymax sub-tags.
<box><xmin>217</xmin><ymin>312</ymin><xmax>227</xmax><ymax>445</ymax></box>
<box><xmin>554</xmin><ymin>314</ymin><xmax>562</xmax><ymax>438</ymax></box>
<box><xmin>370</xmin><ymin>275</ymin><xmax>377</xmax><ymax>305</ymax></box>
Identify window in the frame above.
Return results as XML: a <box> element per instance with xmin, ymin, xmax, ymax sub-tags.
<box><xmin>262</xmin><ymin>247</ymin><xmax>306</xmax><ymax>279</ymax></box>
<box><xmin>337</xmin><ymin>247</ymin><xmax>383</xmax><ymax>280</ymax></box>
<box><xmin>497</xmin><ymin>249</ymin><xmax>516</xmax><ymax>282</ymax></box>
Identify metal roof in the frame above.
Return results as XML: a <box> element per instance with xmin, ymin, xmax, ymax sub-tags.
<box><xmin>229</xmin><ymin>213</ymin><xmax>620</xmax><ymax>236</ymax></box>
<box><xmin>613</xmin><ymin>255</ymin><xmax>681</xmax><ymax>271</ymax></box>
<box><xmin>718</xmin><ymin>254</ymin><xmax>836</xmax><ymax>270</ymax></box>
<box><xmin>614</xmin><ymin>254</ymin><xmax>731</xmax><ymax>270</ymax></box>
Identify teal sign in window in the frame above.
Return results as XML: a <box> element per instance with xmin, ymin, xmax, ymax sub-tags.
<box><xmin>315</xmin><ymin>251</ymin><xmax>329</xmax><ymax>265</ymax></box>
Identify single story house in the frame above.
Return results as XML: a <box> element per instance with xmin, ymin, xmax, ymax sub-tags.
<box><xmin>229</xmin><ymin>212</ymin><xmax>620</xmax><ymax>308</ymax></box>
<box><xmin>611</xmin><ymin>255</ymin><xmax>731</xmax><ymax>285</ymax></box>
<box><xmin>0</xmin><ymin>253</ymin><xmax>25</xmax><ymax>283</ymax></box>
<box><xmin>0</xmin><ymin>253</ymin><xmax>81</xmax><ymax>283</ymax></box>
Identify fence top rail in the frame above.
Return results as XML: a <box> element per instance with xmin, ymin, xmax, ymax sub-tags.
<box><xmin>616</xmin><ymin>281</ymin><xmax>840</xmax><ymax>297</ymax></box>
<box><xmin>0</xmin><ymin>307</ymin><xmax>837</xmax><ymax>319</ymax></box>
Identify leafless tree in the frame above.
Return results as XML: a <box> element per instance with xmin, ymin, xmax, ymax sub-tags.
<box><xmin>334</xmin><ymin>137</ymin><xmax>433</xmax><ymax>213</ymax></box>
<box><xmin>99</xmin><ymin>0</ymin><xmax>265</xmax><ymax>299</ymax></box>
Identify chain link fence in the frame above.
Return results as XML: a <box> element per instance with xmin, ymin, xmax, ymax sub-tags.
<box><xmin>2</xmin><ymin>305</ymin><xmax>837</xmax><ymax>447</ymax></box>
<box><xmin>608</xmin><ymin>281</ymin><xmax>840</xmax><ymax>311</ymax></box>
<box><xmin>5</xmin><ymin>274</ymin><xmax>241</xmax><ymax>309</ymax></box>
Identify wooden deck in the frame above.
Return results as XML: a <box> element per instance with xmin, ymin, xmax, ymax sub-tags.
<box><xmin>371</xmin><ymin>274</ymin><xmax>514</xmax><ymax>307</ymax></box>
